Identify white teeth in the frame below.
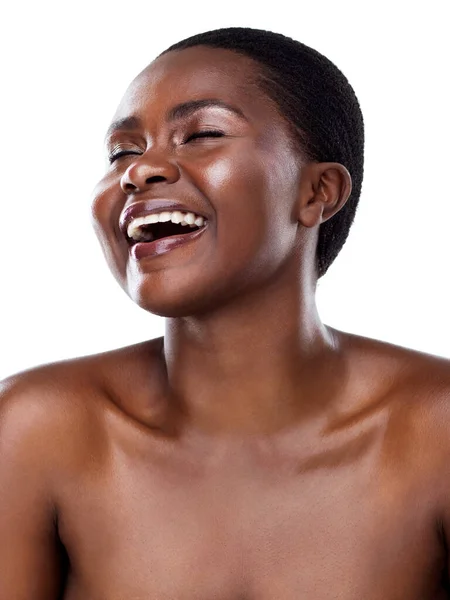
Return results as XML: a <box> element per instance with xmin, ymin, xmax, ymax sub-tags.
<box><xmin>184</xmin><ymin>212</ymin><xmax>196</xmax><ymax>225</ymax></box>
<box><xmin>170</xmin><ymin>211</ymin><xmax>184</xmax><ymax>224</ymax></box>
<box><xmin>158</xmin><ymin>211</ymin><xmax>172</xmax><ymax>222</ymax></box>
<box><xmin>126</xmin><ymin>210</ymin><xmax>206</xmax><ymax>241</ymax></box>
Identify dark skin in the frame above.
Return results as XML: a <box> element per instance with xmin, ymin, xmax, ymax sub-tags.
<box><xmin>1</xmin><ymin>46</ymin><xmax>450</xmax><ymax>599</ymax></box>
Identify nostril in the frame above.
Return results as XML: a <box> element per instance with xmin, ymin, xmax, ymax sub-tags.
<box><xmin>124</xmin><ymin>183</ymin><xmax>136</xmax><ymax>192</ymax></box>
<box><xmin>145</xmin><ymin>175</ymin><xmax>166</xmax><ymax>184</ymax></box>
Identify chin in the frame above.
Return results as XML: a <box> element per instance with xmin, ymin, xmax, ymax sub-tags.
<box><xmin>127</xmin><ymin>280</ymin><xmax>222</xmax><ymax>318</ymax></box>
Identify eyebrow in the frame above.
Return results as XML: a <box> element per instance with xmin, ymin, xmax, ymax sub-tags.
<box><xmin>105</xmin><ymin>98</ymin><xmax>248</xmax><ymax>140</ymax></box>
<box><xmin>105</xmin><ymin>116</ymin><xmax>141</xmax><ymax>140</ymax></box>
<box><xmin>167</xmin><ymin>98</ymin><xmax>247</xmax><ymax>122</ymax></box>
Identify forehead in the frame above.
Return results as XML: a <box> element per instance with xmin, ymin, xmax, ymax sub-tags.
<box><xmin>113</xmin><ymin>46</ymin><xmax>281</xmax><ymax>125</ymax></box>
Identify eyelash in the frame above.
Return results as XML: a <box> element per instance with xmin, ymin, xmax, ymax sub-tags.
<box><xmin>183</xmin><ymin>129</ymin><xmax>224</xmax><ymax>143</ymax></box>
<box><xmin>108</xmin><ymin>149</ymin><xmax>140</xmax><ymax>163</ymax></box>
<box><xmin>108</xmin><ymin>130</ymin><xmax>224</xmax><ymax>163</ymax></box>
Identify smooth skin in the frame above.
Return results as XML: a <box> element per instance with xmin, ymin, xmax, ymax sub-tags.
<box><xmin>1</xmin><ymin>46</ymin><xmax>450</xmax><ymax>599</ymax></box>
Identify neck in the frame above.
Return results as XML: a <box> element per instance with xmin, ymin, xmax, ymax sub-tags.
<box><xmin>162</xmin><ymin>260</ymin><xmax>344</xmax><ymax>439</ymax></box>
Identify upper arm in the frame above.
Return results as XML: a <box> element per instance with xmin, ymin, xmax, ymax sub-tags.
<box><xmin>0</xmin><ymin>375</ymin><xmax>67</xmax><ymax>599</ymax></box>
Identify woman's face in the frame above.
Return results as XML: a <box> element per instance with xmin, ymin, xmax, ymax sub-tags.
<box><xmin>91</xmin><ymin>46</ymin><xmax>307</xmax><ymax>317</ymax></box>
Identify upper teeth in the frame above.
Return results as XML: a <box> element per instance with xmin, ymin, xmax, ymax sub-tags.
<box><xmin>127</xmin><ymin>211</ymin><xmax>206</xmax><ymax>241</ymax></box>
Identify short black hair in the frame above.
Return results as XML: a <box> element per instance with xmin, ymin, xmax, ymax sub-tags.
<box><xmin>159</xmin><ymin>27</ymin><xmax>365</xmax><ymax>279</ymax></box>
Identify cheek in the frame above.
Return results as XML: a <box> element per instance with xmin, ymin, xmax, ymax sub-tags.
<box><xmin>202</xmin><ymin>150</ymin><xmax>270</xmax><ymax>225</ymax></box>
<box><xmin>195</xmin><ymin>145</ymin><xmax>299</xmax><ymax>296</ymax></box>
<box><xmin>91</xmin><ymin>173</ymin><xmax>127</xmax><ymax>245</ymax></box>
<box><xmin>201</xmin><ymin>151</ymin><xmax>289</xmax><ymax>260</ymax></box>
<box><xmin>199</xmin><ymin>152</ymin><xmax>240</xmax><ymax>191</ymax></box>
<box><xmin>90</xmin><ymin>176</ymin><xmax>114</xmax><ymax>233</ymax></box>
<box><xmin>90</xmin><ymin>175</ymin><xmax>128</xmax><ymax>284</ymax></box>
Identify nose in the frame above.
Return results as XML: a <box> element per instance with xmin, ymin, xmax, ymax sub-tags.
<box><xmin>120</xmin><ymin>151</ymin><xmax>180</xmax><ymax>194</ymax></box>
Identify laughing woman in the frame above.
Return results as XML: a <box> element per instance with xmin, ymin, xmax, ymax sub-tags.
<box><xmin>2</xmin><ymin>27</ymin><xmax>450</xmax><ymax>600</ymax></box>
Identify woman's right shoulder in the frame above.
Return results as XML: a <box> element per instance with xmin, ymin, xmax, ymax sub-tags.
<box><xmin>0</xmin><ymin>351</ymin><xmax>118</xmax><ymax>458</ymax></box>
<box><xmin>1</xmin><ymin>353</ymin><xmax>103</xmax><ymax>414</ymax></box>
<box><xmin>0</xmin><ymin>337</ymin><xmax>165</xmax><ymax>449</ymax></box>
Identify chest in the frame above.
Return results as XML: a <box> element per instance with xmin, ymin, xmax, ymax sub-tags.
<box><xmin>58</xmin><ymin>429</ymin><xmax>444</xmax><ymax>600</ymax></box>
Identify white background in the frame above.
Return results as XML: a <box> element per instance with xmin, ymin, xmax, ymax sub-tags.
<box><xmin>0</xmin><ymin>1</ymin><xmax>448</xmax><ymax>380</ymax></box>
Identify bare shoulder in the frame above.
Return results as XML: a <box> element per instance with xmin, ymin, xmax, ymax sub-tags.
<box><xmin>337</xmin><ymin>327</ymin><xmax>450</xmax><ymax>387</ymax></box>
<box><xmin>0</xmin><ymin>341</ymin><xmax>165</xmax><ymax>599</ymax></box>
<box><xmin>0</xmin><ymin>337</ymin><xmax>164</xmax><ymax>467</ymax></box>
<box><xmin>1</xmin><ymin>336</ymin><xmax>164</xmax><ymax>401</ymax></box>
<box><xmin>336</xmin><ymin>327</ymin><xmax>450</xmax><ymax>431</ymax></box>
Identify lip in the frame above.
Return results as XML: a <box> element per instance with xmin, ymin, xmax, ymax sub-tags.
<box><xmin>130</xmin><ymin>221</ymin><xmax>209</xmax><ymax>260</ymax></box>
<box><xmin>119</xmin><ymin>199</ymin><xmax>209</xmax><ymax>241</ymax></box>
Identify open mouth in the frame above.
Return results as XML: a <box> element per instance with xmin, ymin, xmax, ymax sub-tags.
<box><xmin>126</xmin><ymin>211</ymin><xmax>207</xmax><ymax>245</ymax></box>
<box><xmin>132</xmin><ymin>221</ymin><xmax>201</xmax><ymax>243</ymax></box>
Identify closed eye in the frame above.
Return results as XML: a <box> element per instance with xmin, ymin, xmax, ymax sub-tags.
<box><xmin>183</xmin><ymin>130</ymin><xmax>224</xmax><ymax>143</ymax></box>
<box><xmin>108</xmin><ymin>130</ymin><xmax>225</xmax><ymax>162</ymax></box>
<box><xmin>108</xmin><ymin>149</ymin><xmax>142</xmax><ymax>164</ymax></box>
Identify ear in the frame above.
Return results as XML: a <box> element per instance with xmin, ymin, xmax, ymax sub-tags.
<box><xmin>297</xmin><ymin>162</ymin><xmax>352</xmax><ymax>228</ymax></box>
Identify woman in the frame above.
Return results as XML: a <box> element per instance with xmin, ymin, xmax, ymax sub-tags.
<box><xmin>1</xmin><ymin>26</ymin><xmax>450</xmax><ymax>599</ymax></box>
